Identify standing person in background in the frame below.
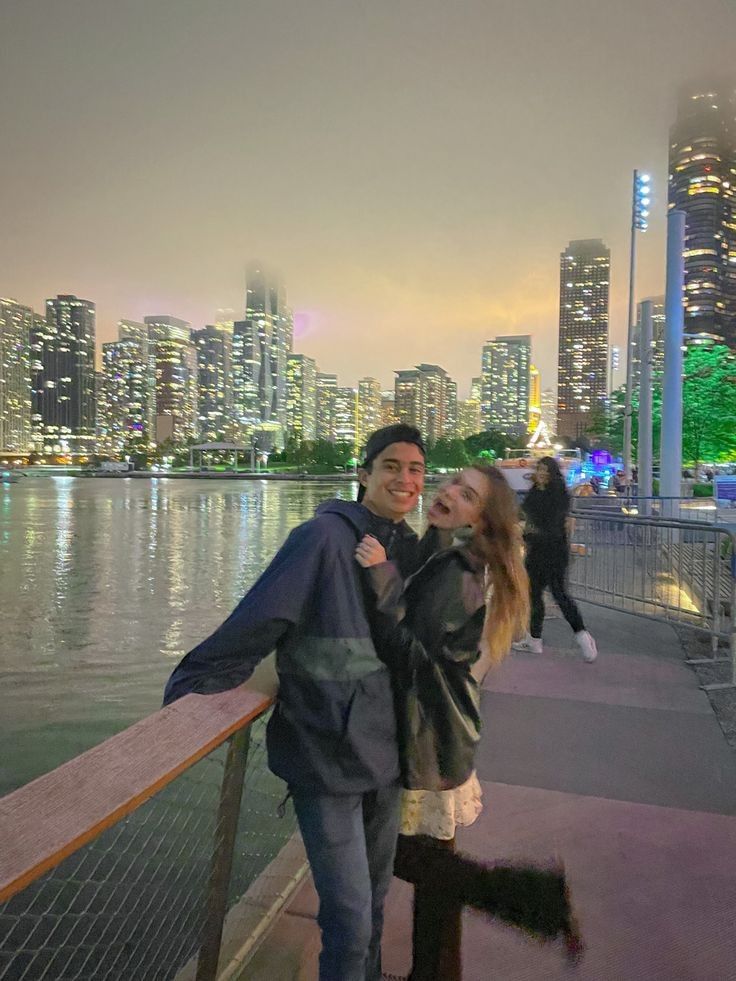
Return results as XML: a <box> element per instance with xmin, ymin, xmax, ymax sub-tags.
<box><xmin>357</xmin><ymin>465</ymin><xmax>581</xmax><ymax>980</ymax></box>
<box><xmin>163</xmin><ymin>424</ymin><xmax>427</xmax><ymax>981</ymax></box>
<box><xmin>512</xmin><ymin>457</ymin><xmax>598</xmax><ymax>662</ymax></box>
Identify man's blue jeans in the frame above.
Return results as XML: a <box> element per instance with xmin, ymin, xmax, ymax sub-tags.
<box><xmin>292</xmin><ymin>784</ymin><xmax>402</xmax><ymax>981</ymax></box>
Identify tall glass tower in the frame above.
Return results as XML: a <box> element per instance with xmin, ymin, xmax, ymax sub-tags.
<box><xmin>480</xmin><ymin>335</ymin><xmax>531</xmax><ymax>438</ymax></box>
<box><xmin>557</xmin><ymin>240</ymin><xmax>610</xmax><ymax>440</ymax></box>
<box><xmin>669</xmin><ymin>81</ymin><xmax>736</xmax><ymax>346</ymax></box>
<box><xmin>242</xmin><ymin>262</ymin><xmax>292</xmax><ymax>429</ymax></box>
<box><xmin>32</xmin><ymin>295</ymin><xmax>96</xmax><ymax>455</ymax></box>
<box><xmin>0</xmin><ymin>298</ymin><xmax>33</xmax><ymax>452</ymax></box>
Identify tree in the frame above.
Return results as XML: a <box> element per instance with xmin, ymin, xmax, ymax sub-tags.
<box><xmin>426</xmin><ymin>438</ymin><xmax>470</xmax><ymax>470</ymax></box>
<box><xmin>605</xmin><ymin>344</ymin><xmax>736</xmax><ymax>470</ymax></box>
<box><xmin>681</xmin><ymin>344</ymin><xmax>736</xmax><ymax>471</ymax></box>
<box><xmin>464</xmin><ymin>430</ymin><xmax>525</xmax><ymax>461</ymax></box>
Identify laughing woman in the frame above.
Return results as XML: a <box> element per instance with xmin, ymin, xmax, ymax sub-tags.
<box><xmin>356</xmin><ymin>465</ymin><xmax>580</xmax><ymax>981</ymax></box>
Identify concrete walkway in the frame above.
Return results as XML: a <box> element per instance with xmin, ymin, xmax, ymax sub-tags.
<box><xmin>245</xmin><ymin>604</ymin><xmax>736</xmax><ymax>980</ymax></box>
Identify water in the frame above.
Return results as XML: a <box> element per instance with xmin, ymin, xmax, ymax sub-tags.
<box><xmin>1</xmin><ymin>476</ymin><xmax>423</xmax><ymax>796</ymax></box>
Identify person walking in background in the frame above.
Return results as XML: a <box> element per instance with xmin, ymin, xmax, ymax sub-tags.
<box><xmin>512</xmin><ymin>457</ymin><xmax>598</xmax><ymax>662</ymax></box>
<box><xmin>357</xmin><ymin>465</ymin><xmax>581</xmax><ymax>979</ymax></box>
<box><xmin>163</xmin><ymin>424</ymin><xmax>427</xmax><ymax>981</ymax></box>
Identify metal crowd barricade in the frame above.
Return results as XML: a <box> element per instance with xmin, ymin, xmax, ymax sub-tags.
<box><xmin>0</xmin><ymin>681</ymin><xmax>305</xmax><ymax>981</ymax></box>
<box><xmin>571</xmin><ymin>494</ymin><xmax>724</xmax><ymax>524</ymax></box>
<box><xmin>567</xmin><ymin>511</ymin><xmax>736</xmax><ymax>690</ymax></box>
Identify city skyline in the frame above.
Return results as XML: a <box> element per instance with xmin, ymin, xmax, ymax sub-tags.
<box><xmin>1</xmin><ymin>1</ymin><xmax>734</xmax><ymax>395</ymax></box>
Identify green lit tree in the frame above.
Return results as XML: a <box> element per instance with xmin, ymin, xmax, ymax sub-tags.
<box><xmin>464</xmin><ymin>430</ymin><xmax>525</xmax><ymax>461</ymax></box>
<box><xmin>605</xmin><ymin>344</ymin><xmax>736</xmax><ymax>470</ymax></box>
<box><xmin>426</xmin><ymin>438</ymin><xmax>470</xmax><ymax>470</ymax></box>
<box><xmin>681</xmin><ymin>344</ymin><xmax>736</xmax><ymax>471</ymax></box>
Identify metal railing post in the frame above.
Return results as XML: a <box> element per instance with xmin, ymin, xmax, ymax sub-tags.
<box><xmin>196</xmin><ymin>726</ymin><xmax>252</xmax><ymax>981</ymax></box>
<box><xmin>702</xmin><ymin>529</ymin><xmax>736</xmax><ymax>692</ymax></box>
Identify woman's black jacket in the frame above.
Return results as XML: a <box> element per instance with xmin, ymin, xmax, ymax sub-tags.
<box><xmin>365</xmin><ymin>546</ymin><xmax>486</xmax><ymax>792</ymax></box>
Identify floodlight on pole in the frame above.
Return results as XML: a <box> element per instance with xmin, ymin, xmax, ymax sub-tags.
<box><xmin>623</xmin><ymin>169</ymin><xmax>651</xmax><ymax>485</ymax></box>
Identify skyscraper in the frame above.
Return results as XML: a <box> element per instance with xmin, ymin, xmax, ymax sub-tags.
<box><xmin>394</xmin><ymin>364</ymin><xmax>456</xmax><ymax>443</ymax></box>
<box><xmin>286</xmin><ymin>353</ymin><xmax>317</xmax><ymax>442</ymax></box>
<box><xmin>480</xmin><ymin>335</ymin><xmax>531</xmax><ymax>437</ymax></box>
<box><xmin>144</xmin><ymin>315</ymin><xmax>191</xmax><ymax>343</ymax></box>
<box><xmin>99</xmin><ymin>328</ymin><xmax>155</xmax><ymax>455</ymax></box>
<box><xmin>379</xmin><ymin>391</ymin><xmax>398</xmax><ymax>427</ymax></box>
<box><xmin>357</xmin><ymin>377</ymin><xmax>382</xmax><ymax>450</ymax></box>
<box><xmin>669</xmin><ymin>81</ymin><xmax>736</xmax><ymax>346</ymax></box>
<box><xmin>193</xmin><ymin>326</ymin><xmax>232</xmax><ymax>442</ymax></box>
<box><xmin>0</xmin><ymin>298</ymin><xmax>33</xmax><ymax>452</ymax></box>
<box><xmin>541</xmin><ymin>388</ymin><xmax>557</xmax><ymax>435</ymax></box>
<box><xmin>457</xmin><ymin>399</ymin><xmax>482</xmax><ymax>438</ymax></box>
<box><xmin>231</xmin><ymin>318</ymin><xmax>262</xmax><ymax>437</ymax></box>
<box><xmin>557</xmin><ymin>240</ymin><xmax>610</xmax><ymax>440</ymax></box>
<box><xmin>333</xmin><ymin>387</ymin><xmax>358</xmax><ymax>450</ymax></box>
<box><xmin>242</xmin><ymin>262</ymin><xmax>292</xmax><ymax>429</ymax></box>
<box><xmin>316</xmin><ymin>372</ymin><xmax>338</xmax><ymax>440</ymax></box>
<box><xmin>394</xmin><ymin>369</ymin><xmax>421</xmax><ymax>428</ymax></box>
<box><xmin>32</xmin><ymin>295</ymin><xmax>96</xmax><ymax>455</ymax></box>
<box><xmin>528</xmin><ymin>364</ymin><xmax>541</xmax><ymax>433</ymax></box>
<box><xmin>144</xmin><ymin>316</ymin><xmax>197</xmax><ymax>445</ymax></box>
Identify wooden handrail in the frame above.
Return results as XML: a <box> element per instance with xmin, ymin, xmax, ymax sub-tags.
<box><xmin>0</xmin><ymin>685</ymin><xmax>274</xmax><ymax>903</ymax></box>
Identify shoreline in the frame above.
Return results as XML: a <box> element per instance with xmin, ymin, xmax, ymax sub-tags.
<box><xmin>15</xmin><ymin>469</ymin><xmax>445</xmax><ymax>483</ymax></box>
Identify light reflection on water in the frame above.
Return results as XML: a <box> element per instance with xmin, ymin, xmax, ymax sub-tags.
<box><xmin>1</xmin><ymin>477</ymin><xmax>427</xmax><ymax>794</ymax></box>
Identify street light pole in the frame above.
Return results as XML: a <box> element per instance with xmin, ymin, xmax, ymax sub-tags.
<box><xmin>623</xmin><ymin>169</ymin><xmax>650</xmax><ymax>486</ymax></box>
<box><xmin>660</xmin><ymin>210</ymin><xmax>686</xmax><ymax>504</ymax></box>
<box><xmin>637</xmin><ymin>299</ymin><xmax>654</xmax><ymax>503</ymax></box>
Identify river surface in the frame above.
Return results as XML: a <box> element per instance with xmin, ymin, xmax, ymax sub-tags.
<box><xmin>0</xmin><ymin>477</ymin><xmax>429</xmax><ymax>795</ymax></box>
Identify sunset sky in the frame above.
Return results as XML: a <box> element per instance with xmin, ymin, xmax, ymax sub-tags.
<box><xmin>1</xmin><ymin>0</ymin><xmax>734</xmax><ymax>397</ymax></box>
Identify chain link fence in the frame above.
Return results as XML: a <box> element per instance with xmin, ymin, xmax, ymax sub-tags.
<box><xmin>0</xmin><ymin>712</ymin><xmax>299</xmax><ymax>981</ymax></box>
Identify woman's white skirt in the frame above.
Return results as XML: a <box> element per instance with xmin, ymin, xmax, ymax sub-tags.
<box><xmin>400</xmin><ymin>771</ymin><xmax>483</xmax><ymax>840</ymax></box>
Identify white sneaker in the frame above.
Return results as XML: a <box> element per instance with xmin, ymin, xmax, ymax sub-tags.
<box><xmin>512</xmin><ymin>636</ymin><xmax>543</xmax><ymax>654</ymax></box>
<box><xmin>575</xmin><ymin>630</ymin><xmax>598</xmax><ymax>663</ymax></box>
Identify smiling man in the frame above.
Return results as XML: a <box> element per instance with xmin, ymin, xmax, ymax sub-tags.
<box><xmin>163</xmin><ymin>424</ymin><xmax>426</xmax><ymax>981</ymax></box>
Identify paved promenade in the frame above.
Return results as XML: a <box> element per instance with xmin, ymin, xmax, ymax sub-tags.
<box><xmin>246</xmin><ymin>604</ymin><xmax>736</xmax><ymax>980</ymax></box>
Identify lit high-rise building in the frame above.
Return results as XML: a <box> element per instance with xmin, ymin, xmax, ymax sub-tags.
<box><xmin>470</xmin><ymin>376</ymin><xmax>482</xmax><ymax>403</ymax></box>
<box><xmin>32</xmin><ymin>295</ymin><xmax>96</xmax><ymax>455</ymax></box>
<box><xmin>457</xmin><ymin>399</ymin><xmax>482</xmax><ymax>438</ymax></box>
<box><xmin>231</xmin><ymin>318</ymin><xmax>262</xmax><ymax>436</ymax></box>
<box><xmin>669</xmin><ymin>81</ymin><xmax>736</xmax><ymax>345</ymax></box>
<box><xmin>0</xmin><ymin>298</ymin><xmax>33</xmax><ymax>452</ymax></box>
<box><xmin>144</xmin><ymin>316</ymin><xmax>197</xmax><ymax>445</ymax></box>
<box><xmin>99</xmin><ymin>326</ymin><xmax>156</xmax><ymax>455</ymax></box>
<box><xmin>334</xmin><ymin>387</ymin><xmax>358</xmax><ymax>450</ymax></box>
<box><xmin>380</xmin><ymin>391</ymin><xmax>397</xmax><ymax>427</ymax></box>
<box><xmin>193</xmin><ymin>326</ymin><xmax>232</xmax><ymax>442</ymax></box>
<box><xmin>286</xmin><ymin>353</ymin><xmax>317</xmax><ymax>442</ymax></box>
<box><xmin>528</xmin><ymin>364</ymin><xmax>541</xmax><ymax>433</ymax></box>
<box><xmin>632</xmin><ymin>296</ymin><xmax>666</xmax><ymax>387</ymax></box>
<box><xmin>394</xmin><ymin>364</ymin><xmax>455</xmax><ymax>443</ymax></box>
<box><xmin>557</xmin><ymin>239</ymin><xmax>610</xmax><ymax>440</ymax></box>
<box><xmin>242</xmin><ymin>261</ymin><xmax>292</xmax><ymax>428</ymax></box>
<box><xmin>357</xmin><ymin>377</ymin><xmax>382</xmax><ymax>450</ymax></box>
<box><xmin>215</xmin><ymin>308</ymin><xmax>235</xmax><ymax>336</ymax></box>
<box><xmin>316</xmin><ymin>372</ymin><xmax>338</xmax><ymax>440</ymax></box>
<box><xmin>144</xmin><ymin>315</ymin><xmax>191</xmax><ymax>343</ymax></box>
<box><xmin>481</xmin><ymin>335</ymin><xmax>531</xmax><ymax>437</ymax></box>
<box><xmin>541</xmin><ymin>388</ymin><xmax>557</xmax><ymax>435</ymax></box>
<box><xmin>444</xmin><ymin>378</ymin><xmax>458</xmax><ymax>437</ymax></box>
<box><xmin>394</xmin><ymin>369</ymin><xmax>420</xmax><ymax>428</ymax></box>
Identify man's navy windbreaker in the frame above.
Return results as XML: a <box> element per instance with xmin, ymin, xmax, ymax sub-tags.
<box><xmin>163</xmin><ymin>499</ymin><xmax>419</xmax><ymax>795</ymax></box>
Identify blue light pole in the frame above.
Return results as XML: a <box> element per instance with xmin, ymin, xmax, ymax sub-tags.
<box><xmin>623</xmin><ymin>170</ymin><xmax>651</xmax><ymax>487</ymax></box>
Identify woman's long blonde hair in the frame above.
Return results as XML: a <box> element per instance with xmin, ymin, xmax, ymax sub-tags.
<box><xmin>469</xmin><ymin>465</ymin><xmax>529</xmax><ymax>666</ymax></box>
